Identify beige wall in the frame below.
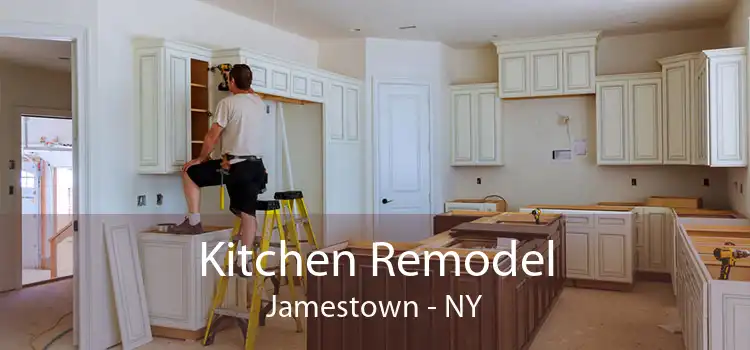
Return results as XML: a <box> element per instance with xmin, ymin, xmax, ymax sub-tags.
<box><xmin>444</xmin><ymin>27</ymin><xmax>732</xmax><ymax>210</ymax></box>
<box><xmin>726</xmin><ymin>0</ymin><xmax>750</xmax><ymax>217</ymax></box>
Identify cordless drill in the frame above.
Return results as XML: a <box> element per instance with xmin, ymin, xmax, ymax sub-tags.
<box><xmin>530</xmin><ymin>208</ymin><xmax>542</xmax><ymax>225</ymax></box>
<box><xmin>713</xmin><ymin>242</ymin><xmax>750</xmax><ymax>280</ymax></box>
<box><xmin>210</xmin><ymin>63</ymin><xmax>234</xmax><ymax>91</ymax></box>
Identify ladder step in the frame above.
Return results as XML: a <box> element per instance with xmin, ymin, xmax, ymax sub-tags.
<box><xmin>214</xmin><ymin>308</ymin><xmax>250</xmax><ymax>319</ymax></box>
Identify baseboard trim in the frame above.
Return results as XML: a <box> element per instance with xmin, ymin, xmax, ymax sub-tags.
<box><xmin>566</xmin><ymin>278</ymin><xmax>634</xmax><ymax>292</ymax></box>
<box><xmin>22</xmin><ymin>274</ymin><xmax>73</xmax><ymax>288</ymax></box>
<box><xmin>635</xmin><ymin>271</ymin><xmax>672</xmax><ymax>283</ymax></box>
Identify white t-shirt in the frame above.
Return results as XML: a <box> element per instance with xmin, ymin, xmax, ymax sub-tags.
<box><xmin>214</xmin><ymin>93</ymin><xmax>266</xmax><ymax>158</ymax></box>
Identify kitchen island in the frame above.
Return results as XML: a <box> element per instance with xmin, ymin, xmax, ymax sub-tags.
<box><xmin>307</xmin><ymin>212</ymin><xmax>566</xmax><ymax>350</ymax></box>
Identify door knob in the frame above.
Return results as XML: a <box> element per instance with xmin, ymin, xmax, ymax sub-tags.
<box><xmin>382</xmin><ymin>198</ymin><xmax>393</xmax><ymax>204</ymax></box>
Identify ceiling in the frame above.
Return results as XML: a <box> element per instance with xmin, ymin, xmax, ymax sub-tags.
<box><xmin>201</xmin><ymin>0</ymin><xmax>737</xmax><ymax>48</ymax></box>
<box><xmin>0</xmin><ymin>37</ymin><xmax>71</xmax><ymax>71</ymax></box>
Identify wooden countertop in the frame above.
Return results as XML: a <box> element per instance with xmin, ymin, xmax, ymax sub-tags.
<box><xmin>523</xmin><ymin>204</ymin><xmax>636</xmax><ymax>211</ymax></box>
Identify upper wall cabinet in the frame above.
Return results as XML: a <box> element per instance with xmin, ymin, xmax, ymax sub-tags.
<box><xmin>596</xmin><ymin>73</ymin><xmax>663</xmax><ymax>165</ymax></box>
<box><xmin>493</xmin><ymin>32</ymin><xmax>601</xmax><ymax>99</ymax></box>
<box><xmin>658</xmin><ymin>48</ymin><xmax>747</xmax><ymax>167</ymax></box>
<box><xmin>450</xmin><ymin>83</ymin><xmax>503</xmax><ymax>166</ymax></box>
<box><xmin>213</xmin><ymin>49</ymin><xmax>328</xmax><ymax>104</ymax></box>
<box><xmin>135</xmin><ymin>39</ymin><xmax>212</xmax><ymax>174</ymax></box>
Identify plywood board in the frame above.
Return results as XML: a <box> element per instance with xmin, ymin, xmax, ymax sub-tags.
<box><xmin>524</xmin><ymin>204</ymin><xmax>635</xmax><ymax>211</ymax></box>
<box><xmin>104</xmin><ymin>223</ymin><xmax>153</xmax><ymax>349</ymax></box>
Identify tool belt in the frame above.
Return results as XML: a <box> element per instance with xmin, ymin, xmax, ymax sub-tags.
<box><xmin>224</xmin><ymin>154</ymin><xmax>262</xmax><ymax>161</ymax></box>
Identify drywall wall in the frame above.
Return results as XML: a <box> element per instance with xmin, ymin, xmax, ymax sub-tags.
<box><xmin>449</xmin><ymin>96</ymin><xmax>729</xmax><ymax>209</ymax></box>
<box><xmin>446</xmin><ymin>27</ymin><xmax>732</xmax><ymax>210</ymax></box>
<box><xmin>446</xmin><ymin>46</ymin><xmax>498</xmax><ymax>85</ymax></box>
<box><xmin>0</xmin><ymin>0</ymin><xmax>97</xmax><ymax>26</ymax></box>
<box><xmin>318</xmin><ymin>38</ymin><xmax>366</xmax><ymax>80</ymax></box>
<box><xmin>0</xmin><ymin>59</ymin><xmax>71</xmax><ymax>293</ymax></box>
<box><xmin>726</xmin><ymin>0</ymin><xmax>750</xmax><ymax>217</ymax></box>
<box><xmin>597</xmin><ymin>27</ymin><xmax>728</xmax><ymax>75</ymax></box>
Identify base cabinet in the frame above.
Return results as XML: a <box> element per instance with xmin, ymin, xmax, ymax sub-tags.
<box><xmin>137</xmin><ymin>228</ymin><xmax>231</xmax><ymax>331</ymax></box>
<box><xmin>520</xmin><ymin>208</ymin><xmax>634</xmax><ymax>285</ymax></box>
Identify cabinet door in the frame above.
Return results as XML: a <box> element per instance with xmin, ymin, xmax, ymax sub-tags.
<box><xmin>596</xmin><ymin>81</ymin><xmax>629</xmax><ymax>164</ymax></box>
<box><xmin>166</xmin><ymin>49</ymin><xmax>191</xmax><ymax>171</ymax></box>
<box><xmin>530</xmin><ymin>49</ymin><xmax>563</xmax><ymax>96</ymax></box>
<box><xmin>290</xmin><ymin>70</ymin><xmax>310</xmax><ymax>100</ymax></box>
<box><xmin>693</xmin><ymin>60</ymin><xmax>709</xmax><ymax>165</ymax></box>
<box><xmin>269</xmin><ymin>64</ymin><xmax>291</xmax><ymax>97</ymax></box>
<box><xmin>563</xmin><ymin>47</ymin><xmax>595</xmax><ymax>94</ymax></box>
<box><xmin>662</xmin><ymin>61</ymin><xmax>692</xmax><ymax>164</ymax></box>
<box><xmin>629</xmin><ymin>78</ymin><xmax>663</xmax><ymax>164</ymax></box>
<box><xmin>499</xmin><ymin>53</ymin><xmax>529</xmax><ymax>98</ymax></box>
<box><xmin>645</xmin><ymin>209</ymin><xmax>669</xmax><ymax>273</ymax></box>
<box><xmin>246</xmin><ymin>59</ymin><xmax>270</xmax><ymax>92</ymax></box>
<box><xmin>136</xmin><ymin>47</ymin><xmax>165</xmax><ymax>173</ymax></box>
<box><xmin>709</xmin><ymin>54</ymin><xmax>747</xmax><ymax>166</ymax></box>
<box><xmin>450</xmin><ymin>90</ymin><xmax>473</xmax><ymax>165</ymax></box>
<box><xmin>565</xmin><ymin>229</ymin><xmax>594</xmax><ymax>279</ymax></box>
<box><xmin>595</xmin><ymin>213</ymin><xmax>632</xmax><ymax>282</ymax></box>
<box><xmin>309</xmin><ymin>75</ymin><xmax>326</xmax><ymax>103</ymax></box>
<box><xmin>475</xmin><ymin>89</ymin><xmax>502</xmax><ymax>165</ymax></box>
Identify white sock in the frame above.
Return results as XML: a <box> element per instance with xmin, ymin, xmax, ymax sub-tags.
<box><xmin>188</xmin><ymin>213</ymin><xmax>201</xmax><ymax>225</ymax></box>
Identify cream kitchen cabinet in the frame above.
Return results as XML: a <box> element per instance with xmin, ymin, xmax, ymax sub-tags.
<box><xmin>634</xmin><ymin>207</ymin><xmax>672</xmax><ymax>274</ymax></box>
<box><xmin>596</xmin><ymin>73</ymin><xmax>663</xmax><ymax>165</ymax></box>
<box><xmin>658</xmin><ymin>47</ymin><xmax>747</xmax><ymax>167</ymax></box>
<box><xmin>494</xmin><ymin>32</ymin><xmax>600</xmax><ymax>98</ymax></box>
<box><xmin>135</xmin><ymin>39</ymin><xmax>212</xmax><ymax>174</ymax></box>
<box><xmin>450</xmin><ymin>83</ymin><xmax>503</xmax><ymax>166</ymax></box>
<box><xmin>519</xmin><ymin>208</ymin><xmax>635</xmax><ymax>285</ymax></box>
<box><xmin>137</xmin><ymin>227</ymin><xmax>232</xmax><ymax>332</ymax></box>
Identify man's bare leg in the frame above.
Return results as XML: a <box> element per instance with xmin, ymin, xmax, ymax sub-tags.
<box><xmin>182</xmin><ymin>171</ymin><xmax>201</xmax><ymax>224</ymax></box>
<box><xmin>240</xmin><ymin>212</ymin><xmax>258</xmax><ymax>249</ymax></box>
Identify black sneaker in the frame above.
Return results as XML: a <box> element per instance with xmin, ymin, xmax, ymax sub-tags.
<box><xmin>169</xmin><ymin>217</ymin><xmax>204</xmax><ymax>235</ymax></box>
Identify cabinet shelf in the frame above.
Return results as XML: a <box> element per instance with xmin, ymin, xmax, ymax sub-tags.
<box><xmin>190</xmin><ymin>83</ymin><xmax>207</xmax><ymax>88</ymax></box>
<box><xmin>190</xmin><ymin>108</ymin><xmax>209</xmax><ymax>113</ymax></box>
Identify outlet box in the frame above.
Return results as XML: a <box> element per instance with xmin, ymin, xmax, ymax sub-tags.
<box><xmin>703</xmin><ymin>178</ymin><xmax>710</xmax><ymax>187</ymax></box>
<box><xmin>476</xmin><ymin>177</ymin><xmax>482</xmax><ymax>185</ymax></box>
<box><xmin>137</xmin><ymin>195</ymin><xmax>146</xmax><ymax>207</ymax></box>
<box><xmin>156</xmin><ymin>193</ymin><xmax>163</xmax><ymax>206</ymax></box>
<box><xmin>631</xmin><ymin>178</ymin><xmax>637</xmax><ymax>186</ymax></box>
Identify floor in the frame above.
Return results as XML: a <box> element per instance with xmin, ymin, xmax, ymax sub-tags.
<box><xmin>2</xmin><ymin>280</ymin><xmax>683</xmax><ymax>350</ymax></box>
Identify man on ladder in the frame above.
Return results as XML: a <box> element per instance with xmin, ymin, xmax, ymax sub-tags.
<box><xmin>173</xmin><ymin>63</ymin><xmax>267</xmax><ymax>275</ymax></box>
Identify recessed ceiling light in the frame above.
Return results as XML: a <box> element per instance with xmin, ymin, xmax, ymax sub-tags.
<box><xmin>398</xmin><ymin>25</ymin><xmax>417</xmax><ymax>30</ymax></box>
<box><xmin>349</xmin><ymin>28</ymin><xmax>361</xmax><ymax>32</ymax></box>
<box><xmin>628</xmin><ymin>21</ymin><xmax>640</xmax><ymax>24</ymax></box>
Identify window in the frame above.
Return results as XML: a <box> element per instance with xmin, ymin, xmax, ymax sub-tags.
<box><xmin>21</xmin><ymin>170</ymin><xmax>36</xmax><ymax>188</ymax></box>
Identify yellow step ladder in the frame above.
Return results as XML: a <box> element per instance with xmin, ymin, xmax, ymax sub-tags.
<box><xmin>202</xmin><ymin>191</ymin><xmax>319</xmax><ymax>350</ymax></box>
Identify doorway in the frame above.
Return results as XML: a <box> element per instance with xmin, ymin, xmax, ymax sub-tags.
<box><xmin>21</xmin><ymin>115</ymin><xmax>74</xmax><ymax>286</ymax></box>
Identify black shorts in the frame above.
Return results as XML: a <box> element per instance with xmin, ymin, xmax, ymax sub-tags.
<box><xmin>186</xmin><ymin>158</ymin><xmax>268</xmax><ymax>216</ymax></box>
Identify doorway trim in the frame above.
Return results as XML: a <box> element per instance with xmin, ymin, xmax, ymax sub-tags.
<box><xmin>0</xmin><ymin>20</ymin><xmax>92</xmax><ymax>348</ymax></box>
<box><xmin>369</xmin><ymin>77</ymin><xmax>433</xmax><ymax>222</ymax></box>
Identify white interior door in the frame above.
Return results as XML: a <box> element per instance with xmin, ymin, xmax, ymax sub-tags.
<box><xmin>21</xmin><ymin>159</ymin><xmax>41</xmax><ymax>269</ymax></box>
<box><xmin>375</xmin><ymin>82</ymin><xmax>431</xmax><ymax>242</ymax></box>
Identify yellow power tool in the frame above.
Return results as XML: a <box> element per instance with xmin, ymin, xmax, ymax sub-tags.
<box><xmin>530</xmin><ymin>208</ymin><xmax>543</xmax><ymax>225</ymax></box>
<box><xmin>210</xmin><ymin>63</ymin><xmax>234</xmax><ymax>91</ymax></box>
<box><xmin>713</xmin><ymin>242</ymin><xmax>750</xmax><ymax>280</ymax></box>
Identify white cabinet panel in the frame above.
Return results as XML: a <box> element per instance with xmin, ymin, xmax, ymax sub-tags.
<box><xmin>327</xmin><ymin>82</ymin><xmax>345</xmax><ymax>140</ymax></box>
<box><xmin>630</xmin><ymin>78</ymin><xmax>663</xmax><ymax>164</ymax></box>
<box><xmin>345</xmin><ymin>85</ymin><xmax>360</xmax><ymax>141</ymax></box>
<box><xmin>566</xmin><ymin>230</ymin><xmax>593</xmax><ymax>279</ymax></box>
<box><xmin>662</xmin><ymin>61</ymin><xmax>692</xmax><ymax>164</ymax></box>
<box><xmin>270</xmin><ymin>65</ymin><xmax>291</xmax><ymax>96</ymax></box>
<box><xmin>291</xmin><ymin>70</ymin><xmax>309</xmax><ymax>98</ymax></box>
<box><xmin>564</xmin><ymin>47</ymin><xmax>595</xmax><ymax>94</ymax></box>
<box><xmin>596</xmin><ymin>81</ymin><xmax>629</xmax><ymax>164</ymax></box>
<box><xmin>310</xmin><ymin>75</ymin><xmax>326</xmax><ymax>102</ymax></box>
<box><xmin>136</xmin><ymin>48</ymin><xmax>162</xmax><ymax>171</ymax></box>
<box><xmin>596</xmin><ymin>233</ymin><xmax>627</xmax><ymax>281</ymax></box>
<box><xmin>707</xmin><ymin>50</ymin><xmax>746</xmax><ymax>166</ymax></box>
<box><xmin>476</xmin><ymin>90</ymin><xmax>501</xmax><ymax>163</ymax></box>
<box><xmin>498</xmin><ymin>53</ymin><xmax>529</xmax><ymax>97</ymax></box>
<box><xmin>531</xmin><ymin>50</ymin><xmax>562</xmax><ymax>95</ymax></box>
<box><xmin>451</xmin><ymin>91</ymin><xmax>473</xmax><ymax>164</ymax></box>
<box><xmin>167</xmin><ymin>50</ymin><xmax>190</xmax><ymax>170</ymax></box>
<box><xmin>450</xmin><ymin>84</ymin><xmax>502</xmax><ymax>166</ymax></box>
<box><xmin>693</xmin><ymin>60</ymin><xmax>709</xmax><ymax>166</ymax></box>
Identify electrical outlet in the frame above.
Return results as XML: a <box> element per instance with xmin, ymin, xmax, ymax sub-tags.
<box><xmin>476</xmin><ymin>177</ymin><xmax>482</xmax><ymax>185</ymax></box>
<box><xmin>156</xmin><ymin>193</ymin><xmax>163</xmax><ymax>206</ymax></box>
<box><xmin>137</xmin><ymin>195</ymin><xmax>146</xmax><ymax>207</ymax></box>
<box><xmin>703</xmin><ymin>178</ymin><xmax>710</xmax><ymax>187</ymax></box>
<box><xmin>631</xmin><ymin>178</ymin><xmax>637</xmax><ymax>186</ymax></box>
